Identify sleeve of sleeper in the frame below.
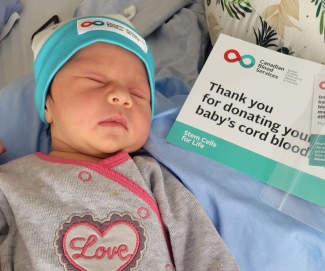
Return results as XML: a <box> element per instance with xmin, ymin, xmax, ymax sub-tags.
<box><xmin>0</xmin><ymin>188</ymin><xmax>9</xmax><ymax>245</ymax></box>
<box><xmin>135</xmin><ymin>156</ymin><xmax>240</xmax><ymax>271</ymax></box>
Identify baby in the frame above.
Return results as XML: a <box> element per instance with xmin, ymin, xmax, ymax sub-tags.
<box><xmin>0</xmin><ymin>14</ymin><xmax>239</xmax><ymax>270</ymax></box>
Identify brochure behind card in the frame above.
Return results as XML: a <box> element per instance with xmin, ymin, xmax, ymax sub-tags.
<box><xmin>166</xmin><ymin>34</ymin><xmax>325</xmax><ymax>208</ymax></box>
<box><xmin>310</xmin><ymin>75</ymin><xmax>325</xmax><ymax>166</ymax></box>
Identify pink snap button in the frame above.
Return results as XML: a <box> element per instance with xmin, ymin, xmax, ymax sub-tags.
<box><xmin>78</xmin><ymin>171</ymin><xmax>92</xmax><ymax>182</ymax></box>
<box><xmin>137</xmin><ymin>207</ymin><xmax>150</xmax><ymax>219</ymax></box>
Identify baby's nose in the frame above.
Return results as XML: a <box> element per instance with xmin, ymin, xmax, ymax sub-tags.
<box><xmin>106</xmin><ymin>84</ymin><xmax>133</xmax><ymax>108</ymax></box>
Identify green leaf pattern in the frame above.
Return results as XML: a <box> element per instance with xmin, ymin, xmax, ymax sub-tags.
<box><xmin>253</xmin><ymin>17</ymin><xmax>278</xmax><ymax>48</ymax></box>
<box><xmin>312</xmin><ymin>0</ymin><xmax>325</xmax><ymax>37</ymax></box>
<box><xmin>207</xmin><ymin>0</ymin><xmax>296</xmax><ymax>55</ymax></box>
<box><xmin>217</xmin><ymin>0</ymin><xmax>252</xmax><ymax>20</ymax></box>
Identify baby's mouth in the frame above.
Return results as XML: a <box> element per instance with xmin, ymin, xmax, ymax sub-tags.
<box><xmin>99</xmin><ymin>116</ymin><xmax>127</xmax><ymax>129</ymax></box>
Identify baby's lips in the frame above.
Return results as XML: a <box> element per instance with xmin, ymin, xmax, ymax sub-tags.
<box><xmin>99</xmin><ymin>115</ymin><xmax>128</xmax><ymax>129</ymax></box>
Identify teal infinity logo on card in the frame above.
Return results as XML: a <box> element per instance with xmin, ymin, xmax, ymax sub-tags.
<box><xmin>224</xmin><ymin>49</ymin><xmax>255</xmax><ymax>68</ymax></box>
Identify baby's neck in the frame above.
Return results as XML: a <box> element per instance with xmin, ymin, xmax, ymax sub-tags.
<box><xmin>48</xmin><ymin>151</ymin><xmax>112</xmax><ymax>162</ymax></box>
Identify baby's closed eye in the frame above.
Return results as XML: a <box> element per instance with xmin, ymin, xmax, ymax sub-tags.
<box><xmin>129</xmin><ymin>88</ymin><xmax>149</xmax><ymax>100</ymax></box>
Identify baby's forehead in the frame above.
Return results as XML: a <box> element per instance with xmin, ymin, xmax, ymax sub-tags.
<box><xmin>68</xmin><ymin>42</ymin><xmax>141</xmax><ymax>63</ymax></box>
<box><xmin>64</xmin><ymin>42</ymin><xmax>148</xmax><ymax>73</ymax></box>
<box><xmin>73</xmin><ymin>42</ymin><xmax>127</xmax><ymax>56</ymax></box>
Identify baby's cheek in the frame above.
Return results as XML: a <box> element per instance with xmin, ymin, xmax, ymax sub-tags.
<box><xmin>139</xmin><ymin>123</ymin><xmax>151</xmax><ymax>143</ymax></box>
<box><xmin>69</xmin><ymin>105</ymin><xmax>93</xmax><ymax>123</ymax></box>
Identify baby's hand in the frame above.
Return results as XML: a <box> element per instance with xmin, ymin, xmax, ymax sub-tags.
<box><xmin>0</xmin><ymin>140</ymin><xmax>6</xmax><ymax>155</ymax></box>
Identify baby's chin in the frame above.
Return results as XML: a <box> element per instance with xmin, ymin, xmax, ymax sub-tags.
<box><xmin>100</xmin><ymin>144</ymin><xmax>144</xmax><ymax>154</ymax></box>
<box><xmin>85</xmin><ymin>141</ymin><xmax>146</xmax><ymax>159</ymax></box>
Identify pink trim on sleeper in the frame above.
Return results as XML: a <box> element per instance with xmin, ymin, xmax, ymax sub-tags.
<box><xmin>35</xmin><ymin>151</ymin><xmax>130</xmax><ymax>168</ymax></box>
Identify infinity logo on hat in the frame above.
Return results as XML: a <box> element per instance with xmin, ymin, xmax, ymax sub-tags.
<box><xmin>81</xmin><ymin>21</ymin><xmax>105</xmax><ymax>27</ymax></box>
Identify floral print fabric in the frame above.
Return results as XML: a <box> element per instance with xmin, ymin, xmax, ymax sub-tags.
<box><xmin>205</xmin><ymin>0</ymin><xmax>325</xmax><ymax>64</ymax></box>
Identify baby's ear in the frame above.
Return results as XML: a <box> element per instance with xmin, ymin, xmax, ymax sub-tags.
<box><xmin>44</xmin><ymin>98</ymin><xmax>53</xmax><ymax>124</ymax></box>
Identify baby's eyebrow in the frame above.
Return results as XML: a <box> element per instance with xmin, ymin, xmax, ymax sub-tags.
<box><xmin>72</xmin><ymin>55</ymin><xmax>102</xmax><ymax>68</ymax></box>
<box><xmin>72</xmin><ymin>60</ymin><xmax>105</xmax><ymax>76</ymax></box>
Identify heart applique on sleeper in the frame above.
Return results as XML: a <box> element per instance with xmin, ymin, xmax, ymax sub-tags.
<box><xmin>55</xmin><ymin>213</ymin><xmax>147</xmax><ymax>271</ymax></box>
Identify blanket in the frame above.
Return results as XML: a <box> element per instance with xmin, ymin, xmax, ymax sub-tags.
<box><xmin>0</xmin><ymin>0</ymin><xmax>22</xmax><ymax>41</ymax></box>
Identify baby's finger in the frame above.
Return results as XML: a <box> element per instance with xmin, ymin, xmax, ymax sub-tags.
<box><xmin>0</xmin><ymin>140</ymin><xmax>6</xmax><ymax>154</ymax></box>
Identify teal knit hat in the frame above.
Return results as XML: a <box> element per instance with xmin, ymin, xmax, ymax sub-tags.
<box><xmin>32</xmin><ymin>14</ymin><xmax>155</xmax><ymax>124</ymax></box>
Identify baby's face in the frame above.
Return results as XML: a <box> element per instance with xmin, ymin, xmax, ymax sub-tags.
<box><xmin>45</xmin><ymin>42</ymin><xmax>152</xmax><ymax>159</ymax></box>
